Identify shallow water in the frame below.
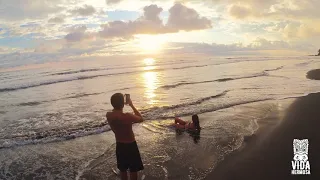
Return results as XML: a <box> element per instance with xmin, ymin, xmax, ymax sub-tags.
<box><xmin>1</xmin><ymin>99</ymin><xmax>291</xmax><ymax>180</ymax></box>
<box><xmin>0</xmin><ymin>55</ymin><xmax>319</xmax><ymax>179</ymax></box>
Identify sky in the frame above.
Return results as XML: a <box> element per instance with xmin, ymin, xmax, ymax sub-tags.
<box><xmin>0</xmin><ymin>0</ymin><xmax>320</xmax><ymax>67</ymax></box>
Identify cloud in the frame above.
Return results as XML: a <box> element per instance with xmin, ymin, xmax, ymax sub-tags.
<box><xmin>142</xmin><ymin>5</ymin><xmax>163</xmax><ymax>24</ymax></box>
<box><xmin>167</xmin><ymin>3</ymin><xmax>212</xmax><ymax>31</ymax></box>
<box><xmin>98</xmin><ymin>4</ymin><xmax>167</xmax><ymax>39</ymax></box>
<box><xmin>279</xmin><ymin>22</ymin><xmax>320</xmax><ymax>40</ymax></box>
<box><xmin>103</xmin><ymin>0</ymin><xmax>319</xmax><ymax>21</ymax></box>
<box><xmin>65</xmin><ymin>26</ymin><xmax>94</xmax><ymax>42</ymax></box>
<box><xmin>165</xmin><ymin>37</ymin><xmax>314</xmax><ymax>55</ymax></box>
<box><xmin>0</xmin><ymin>46</ymin><xmax>20</xmax><ymax>54</ymax></box>
<box><xmin>0</xmin><ymin>36</ymin><xmax>315</xmax><ymax>69</ymax></box>
<box><xmin>95</xmin><ymin>3</ymin><xmax>212</xmax><ymax>40</ymax></box>
<box><xmin>228</xmin><ymin>5</ymin><xmax>253</xmax><ymax>19</ymax></box>
<box><xmin>48</xmin><ymin>16</ymin><xmax>65</xmax><ymax>23</ymax></box>
<box><xmin>225</xmin><ymin>0</ymin><xmax>320</xmax><ymax>21</ymax></box>
<box><xmin>106</xmin><ymin>0</ymin><xmax>122</xmax><ymax>5</ymax></box>
<box><xmin>1</xmin><ymin>0</ymin><xmax>319</xmax><ymax>61</ymax></box>
<box><xmin>98</xmin><ymin>4</ymin><xmax>165</xmax><ymax>39</ymax></box>
<box><xmin>248</xmin><ymin>38</ymin><xmax>291</xmax><ymax>50</ymax></box>
<box><xmin>0</xmin><ymin>0</ymin><xmax>65</xmax><ymax>21</ymax></box>
<box><xmin>69</xmin><ymin>5</ymin><xmax>97</xmax><ymax>16</ymax></box>
<box><xmin>99</xmin><ymin>21</ymin><xmax>136</xmax><ymax>39</ymax></box>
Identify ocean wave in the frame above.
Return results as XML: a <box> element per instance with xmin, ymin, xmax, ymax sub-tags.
<box><xmin>142</xmin><ymin>90</ymin><xmax>229</xmax><ymax>115</ymax></box>
<box><xmin>172</xmin><ymin>64</ymin><xmax>208</xmax><ymax>70</ymax></box>
<box><xmin>0</xmin><ymin>92</ymin><xmax>274</xmax><ymax>149</ymax></box>
<box><xmin>0</xmin><ymin>122</ymin><xmax>110</xmax><ymax>149</ymax></box>
<box><xmin>16</xmin><ymin>92</ymin><xmax>102</xmax><ymax>107</ymax></box>
<box><xmin>295</xmin><ymin>60</ymin><xmax>314</xmax><ymax>67</ymax></box>
<box><xmin>17</xmin><ymin>101</ymin><xmax>42</xmax><ymax>106</ymax></box>
<box><xmin>160</xmin><ymin>66</ymin><xmax>284</xmax><ymax>90</ymax></box>
<box><xmin>16</xmin><ymin>87</ymin><xmax>133</xmax><ymax>107</ymax></box>
<box><xmin>264</xmin><ymin>66</ymin><xmax>284</xmax><ymax>72</ymax></box>
<box><xmin>0</xmin><ymin>60</ymin><xmax>285</xmax><ymax>93</ymax></box>
<box><xmin>0</xmin><ymin>63</ymin><xmax>211</xmax><ymax>93</ymax></box>
<box><xmin>225</xmin><ymin>56</ymin><xmax>277</xmax><ymax>60</ymax></box>
<box><xmin>0</xmin><ymin>69</ymin><xmax>145</xmax><ymax>93</ymax></box>
<box><xmin>225</xmin><ymin>57</ymin><xmax>251</xmax><ymax>60</ymax></box>
<box><xmin>141</xmin><ymin>97</ymin><xmax>272</xmax><ymax>120</ymax></box>
<box><xmin>160</xmin><ymin>72</ymin><xmax>268</xmax><ymax>89</ymax></box>
<box><xmin>50</xmin><ymin>68</ymin><xmax>109</xmax><ymax>76</ymax></box>
<box><xmin>48</xmin><ymin>60</ymin><xmax>194</xmax><ymax>76</ymax></box>
<box><xmin>0</xmin><ymin>77</ymin><xmax>81</xmax><ymax>93</ymax></box>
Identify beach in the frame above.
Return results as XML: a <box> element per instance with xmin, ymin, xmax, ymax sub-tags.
<box><xmin>2</xmin><ymin>0</ymin><xmax>320</xmax><ymax>179</ymax></box>
<box><xmin>208</xmin><ymin>69</ymin><xmax>320</xmax><ymax>180</ymax></box>
<box><xmin>207</xmin><ymin>92</ymin><xmax>320</xmax><ymax>180</ymax></box>
<box><xmin>0</xmin><ymin>56</ymin><xmax>319</xmax><ymax>179</ymax></box>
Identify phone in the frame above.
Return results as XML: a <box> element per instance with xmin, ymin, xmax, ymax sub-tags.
<box><xmin>125</xmin><ymin>94</ymin><xmax>130</xmax><ymax>104</ymax></box>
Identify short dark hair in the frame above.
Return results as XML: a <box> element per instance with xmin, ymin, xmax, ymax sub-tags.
<box><xmin>111</xmin><ymin>93</ymin><xmax>124</xmax><ymax>110</ymax></box>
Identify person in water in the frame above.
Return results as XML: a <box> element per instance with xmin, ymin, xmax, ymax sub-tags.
<box><xmin>106</xmin><ymin>93</ymin><xmax>144</xmax><ymax>180</ymax></box>
<box><xmin>173</xmin><ymin>114</ymin><xmax>201</xmax><ymax>131</ymax></box>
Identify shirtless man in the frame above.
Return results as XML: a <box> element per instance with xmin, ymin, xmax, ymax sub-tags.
<box><xmin>106</xmin><ymin>93</ymin><xmax>144</xmax><ymax>180</ymax></box>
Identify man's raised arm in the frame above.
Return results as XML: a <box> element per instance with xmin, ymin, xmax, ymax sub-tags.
<box><xmin>125</xmin><ymin>97</ymin><xmax>143</xmax><ymax>123</ymax></box>
<box><xmin>129</xmin><ymin>103</ymin><xmax>143</xmax><ymax>123</ymax></box>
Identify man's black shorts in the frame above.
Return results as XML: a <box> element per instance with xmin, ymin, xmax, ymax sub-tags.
<box><xmin>116</xmin><ymin>141</ymin><xmax>144</xmax><ymax>172</ymax></box>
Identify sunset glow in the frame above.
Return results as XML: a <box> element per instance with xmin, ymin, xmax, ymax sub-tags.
<box><xmin>143</xmin><ymin>58</ymin><xmax>155</xmax><ymax>66</ymax></box>
<box><xmin>0</xmin><ymin>0</ymin><xmax>319</xmax><ymax>67</ymax></box>
<box><xmin>138</xmin><ymin>35</ymin><xmax>166</xmax><ymax>53</ymax></box>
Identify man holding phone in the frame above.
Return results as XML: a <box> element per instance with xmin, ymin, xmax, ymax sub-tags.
<box><xmin>106</xmin><ymin>93</ymin><xmax>144</xmax><ymax>180</ymax></box>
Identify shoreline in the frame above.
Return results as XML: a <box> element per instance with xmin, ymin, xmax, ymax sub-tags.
<box><xmin>207</xmin><ymin>93</ymin><xmax>320</xmax><ymax>180</ymax></box>
<box><xmin>1</xmin><ymin>93</ymin><xmax>319</xmax><ymax>179</ymax></box>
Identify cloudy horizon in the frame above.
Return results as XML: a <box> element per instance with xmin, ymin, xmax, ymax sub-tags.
<box><xmin>1</xmin><ymin>0</ymin><xmax>320</xmax><ymax>68</ymax></box>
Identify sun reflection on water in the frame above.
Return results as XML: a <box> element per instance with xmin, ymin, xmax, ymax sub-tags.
<box><xmin>142</xmin><ymin>58</ymin><xmax>159</xmax><ymax>105</ymax></box>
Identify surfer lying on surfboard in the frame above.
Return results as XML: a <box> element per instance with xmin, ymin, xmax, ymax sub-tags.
<box><xmin>173</xmin><ymin>114</ymin><xmax>201</xmax><ymax>131</ymax></box>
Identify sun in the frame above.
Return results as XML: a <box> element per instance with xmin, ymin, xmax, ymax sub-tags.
<box><xmin>137</xmin><ymin>35</ymin><xmax>166</xmax><ymax>52</ymax></box>
<box><xmin>143</xmin><ymin>58</ymin><xmax>155</xmax><ymax>66</ymax></box>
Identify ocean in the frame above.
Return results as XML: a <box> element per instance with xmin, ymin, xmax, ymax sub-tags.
<box><xmin>0</xmin><ymin>55</ymin><xmax>319</xmax><ymax>179</ymax></box>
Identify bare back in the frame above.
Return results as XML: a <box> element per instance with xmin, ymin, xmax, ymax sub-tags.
<box><xmin>106</xmin><ymin>111</ymin><xmax>137</xmax><ymax>143</ymax></box>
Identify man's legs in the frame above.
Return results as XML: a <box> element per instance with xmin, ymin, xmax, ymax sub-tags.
<box><xmin>120</xmin><ymin>171</ymin><xmax>128</xmax><ymax>180</ymax></box>
<box><xmin>130</xmin><ymin>172</ymin><xmax>138</xmax><ymax>180</ymax></box>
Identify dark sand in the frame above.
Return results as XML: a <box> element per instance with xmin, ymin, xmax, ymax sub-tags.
<box><xmin>307</xmin><ymin>69</ymin><xmax>320</xmax><ymax>80</ymax></box>
<box><xmin>207</xmin><ymin>92</ymin><xmax>320</xmax><ymax>180</ymax></box>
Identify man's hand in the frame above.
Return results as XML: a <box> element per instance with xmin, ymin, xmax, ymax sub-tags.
<box><xmin>127</xmin><ymin>97</ymin><xmax>143</xmax><ymax>122</ymax></box>
<box><xmin>127</xmin><ymin>98</ymin><xmax>133</xmax><ymax>107</ymax></box>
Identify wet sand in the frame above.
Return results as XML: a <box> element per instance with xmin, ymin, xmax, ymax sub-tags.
<box><xmin>1</xmin><ymin>95</ymin><xmax>318</xmax><ymax>179</ymax></box>
<box><xmin>1</xmin><ymin>72</ymin><xmax>319</xmax><ymax>179</ymax></box>
<box><xmin>207</xmin><ymin>92</ymin><xmax>320</xmax><ymax>180</ymax></box>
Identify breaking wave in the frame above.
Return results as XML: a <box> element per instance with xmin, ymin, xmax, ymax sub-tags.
<box><xmin>160</xmin><ymin>66</ymin><xmax>284</xmax><ymax>89</ymax></box>
<box><xmin>15</xmin><ymin>87</ymin><xmax>134</xmax><ymax>107</ymax></box>
<box><xmin>160</xmin><ymin>72</ymin><xmax>268</xmax><ymax>89</ymax></box>
<box><xmin>0</xmin><ymin>64</ymin><xmax>214</xmax><ymax>93</ymax></box>
<box><xmin>0</xmin><ymin>90</ymin><xmax>273</xmax><ymax>149</ymax></box>
<box><xmin>0</xmin><ymin>122</ymin><xmax>110</xmax><ymax>149</ymax></box>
